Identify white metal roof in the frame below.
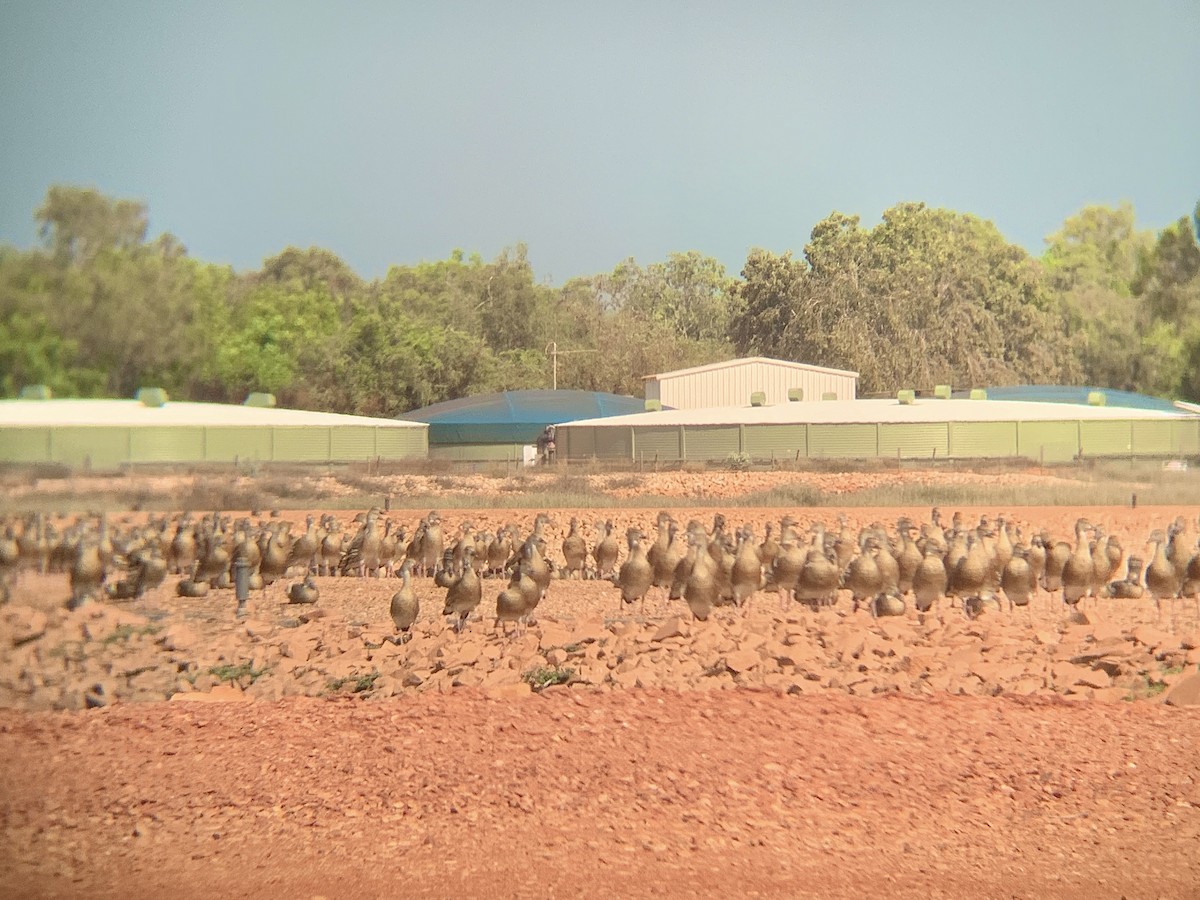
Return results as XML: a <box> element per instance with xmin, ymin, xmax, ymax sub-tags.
<box><xmin>0</xmin><ymin>399</ymin><xmax>427</xmax><ymax>429</ymax></box>
<box><xmin>644</xmin><ymin>356</ymin><xmax>860</xmax><ymax>382</ymax></box>
<box><xmin>562</xmin><ymin>397</ymin><xmax>1200</xmax><ymax>428</ymax></box>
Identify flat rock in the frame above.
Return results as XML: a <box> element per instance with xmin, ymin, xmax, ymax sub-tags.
<box><xmin>157</xmin><ymin>624</ymin><xmax>197</xmax><ymax>652</ymax></box>
<box><xmin>1131</xmin><ymin>624</ymin><xmax>1174</xmax><ymax>650</ymax></box>
<box><xmin>724</xmin><ymin>649</ymin><xmax>762</xmax><ymax>674</ymax></box>
<box><xmin>1164</xmin><ymin>672</ymin><xmax>1200</xmax><ymax>707</ymax></box>
<box><xmin>652</xmin><ymin>617</ymin><xmax>688</xmax><ymax>643</ymax></box>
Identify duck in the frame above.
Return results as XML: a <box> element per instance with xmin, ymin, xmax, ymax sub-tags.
<box><xmin>388</xmin><ymin>560</ymin><xmax>419</xmax><ymax>642</ymax></box>
<box><xmin>1000</xmin><ymin>546</ymin><xmax>1035</xmax><ymax>617</ymax></box>
<box><xmin>1061</xmin><ymin>518</ymin><xmax>1094</xmax><ymax>606</ymax></box>
<box><xmin>683</xmin><ymin>531</ymin><xmax>717</xmax><ymax>622</ymax></box>
<box><xmin>287</xmin><ymin>577</ymin><xmax>320</xmax><ymax>604</ymax></box>
<box><xmin>1103</xmin><ymin>555</ymin><xmax>1145</xmax><ymax>600</ymax></box>
<box><xmin>560</xmin><ymin>517</ymin><xmax>588</xmax><ymax>579</ymax></box>
<box><xmin>442</xmin><ymin>547</ymin><xmax>482</xmax><ymax>633</ymax></box>
<box><xmin>494</xmin><ymin>563</ymin><xmax>529</xmax><ymax>636</ymax></box>
<box><xmin>730</xmin><ymin>526</ymin><xmax>763</xmax><ymax>611</ymax></box>
<box><xmin>616</xmin><ymin>528</ymin><xmax>653</xmax><ymax>614</ymax></box>
<box><xmin>912</xmin><ymin>544</ymin><xmax>948</xmax><ymax>621</ymax></box>
<box><xmin>592</xmin><ymin>519</ymin><xmax>619</xmax><ymax>581</ymax></box>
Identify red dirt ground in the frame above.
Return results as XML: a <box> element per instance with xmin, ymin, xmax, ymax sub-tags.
<box><xmin>3</xmin><ymin>497</ymin><xmax>1200</xmax><ymax>898</ymax></box>
<box><xmin>1</xmin><ymin>691</ymin><xmax>1198</xmax><ymax>899</ymax></box>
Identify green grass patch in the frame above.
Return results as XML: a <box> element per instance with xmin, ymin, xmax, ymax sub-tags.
<box><xmin>522</xmin><ymin>666</ymin><xmax>575</xmax><ymax>691</ymax></box>
<box><xmin>101</xmin><ymin>623</ymin><xmax>161</xmax><ymax>645</ymax></box>
<box><xmin>326</xmin><ymin>670</ymin><xmax>381</xmax><ymax>694</ymax></box>
<box><xmin>209</xmin><ymin>662</ymin><xmax>270</xmax><ymax>684</ymax></box>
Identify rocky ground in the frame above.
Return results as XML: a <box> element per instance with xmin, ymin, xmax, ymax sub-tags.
<box><xmin>3</xmin><ymin>495</ymin><xmax>1200</xmax><ymax>897</ymax></box>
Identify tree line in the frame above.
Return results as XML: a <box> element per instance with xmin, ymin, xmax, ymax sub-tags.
<box><xmin>1</xmin><ymin>185</ymin><xmax>1198</xmax><ymax>415</ymax></box>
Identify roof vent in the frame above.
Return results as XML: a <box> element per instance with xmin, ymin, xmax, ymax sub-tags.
<box><xmin>821</xmin><ymin>392</ymin><xmax>837</xmax><ymax>401</ymax></box>
<box><xmin>1087</xmin><ymin>391</ymin><xmax>1106</xmax><ymax>407</ymax></box>
<box><xmin>969</xmin><ymin>389</ymin><xmax>987</xmax><ymax>401</ymax></box>
<box><xmin>644</xmin><ymin>399</ymin><xmax>662</xmax><ymax>412</ymax></box>
<box><xmin>934</xmin><ymin>384</ymin><xmax>952</xmax><ymax>399</ymax></box>
<box><xmin>897</xmin><ymin>390</ymin><xmax>915</xmax><ymax>405</ymax></box>
<box><xmin>136</xmin><ymin>386</ymin><xmax>169</xmax><ymax>408</ymax></box>
<box><xmin>787</xmin><ymin>388</ymin><xmax>804</xmax><ymax>402</ymax></box>
<box><xmin>244</xmin><ymin>392</ymin><xmax>277</xmax><ymax>408</ymax></box>
<box><xmin>750</xmin><ymin>391</ymin><xmax>766</xmax><ymax>407</ymax></box>
<box><xmin>19</xmin><ymin>384</ymin><xmax>52</xmax><ymax>400</ymax></box>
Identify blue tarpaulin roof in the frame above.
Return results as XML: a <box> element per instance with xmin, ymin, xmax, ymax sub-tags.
<box><xmin>958</xmin><ymin>385</ymin><xmax>1181</xmax><ymax>413</ymax></box>
<box><xmin>397</xmin><ymin>390</ymin><xmax>649</xmax><ymax>444</ymax></box>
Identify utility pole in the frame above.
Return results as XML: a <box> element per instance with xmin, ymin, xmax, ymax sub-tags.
<box><xmin>545</xmin><ymin>342</ymin><xmax>597</xmax><ymax>390</ymax></box>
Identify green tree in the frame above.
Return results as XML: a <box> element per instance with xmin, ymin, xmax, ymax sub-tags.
<box><xmin>36</xmin><ymin>185</ymin><xmax>149</xmax><ymax>266</ymax></box>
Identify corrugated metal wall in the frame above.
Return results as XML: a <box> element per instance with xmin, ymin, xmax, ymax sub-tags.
<box><xmin>1175</xmin><ymin>420</ymin><xmax>1200</xmax><ymax>455</ymax></box>
<box><xmin>682</xmin><ymin>426</ymin><xmax>740</xmax><ymax>460</ymax></box>
<box><xmin>652</xmin><ymin>361</ymin><xmax>857</xmax><ymax>410</ymax></box>
<box><xmin>879</xmin><ymin>423</ymin><xmax>949</xmax><ymax>459</ymax></box>
<box><xmin>1132</xmin><ymin>421</ymin><xmax>1173</xmax><ymax>455</ymax></box>
<box><xmin>558</xmin><ymin>417</ymin><xmax>1200</xmax><ymax>462</ymax></box>
<box><xmin>428</xmin><ymin>443</ymin><xmax>526</xmax><ymax>462</ymax></box>
<box><xmin>594</xmin><ymin>427</ymin><xmax>632</xmax><ymax>459</ymax></box>
<box><xmin>0</xmin><ymin>425</ymin><xmax>427</xmax><ymax>466</ymax></box>
<box><xmin>949</xmin><ymin>422</ymin><xmax>1018</xmax><ymax>458</ymax></box>
<box><xmin>743</xmin><ymin>424</ymin><xmax>807</xmax><ymax>460</ymax></box>
<box><xmin>0</xmin><ymin>428</ymin><xmax>51</xmax><ymax>462</ymax></box>
<box><xmin>808</xmin><ymin>424</ymin><xmax>877</xmax><ymax>458</ymax></box>
<box><xmin>130</xmin><ymin>427</ymin><xmax>206</xmax><ymax>463</ymax></box>
<box><xmin>1079</xmin><ymin>421</ymin><xmax>1132</xmax><ymax>457</ymax></box>
<box><xmin>1018</xmin><ymin>422</ymin><xmax>1080</xmax><ymax>463</ymax></box>
<box><xmin>205</xmin><ymin>428</ymin><xmax>274</xmax><ymax>462</ymax></box>
<box><xmin>53</xmin><ymin>427</ymin><xmax>131</xmax><ymax>467</ymax></box>
<box><xmin>632</xmin><ymin>426</ymin><xmax>682</xmax><ymax>461</ymax></box>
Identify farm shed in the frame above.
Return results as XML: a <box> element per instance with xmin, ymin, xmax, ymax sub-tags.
<box><xmin>0</xmin><ymin>397</ymin><xmax>428</xmax><ymax>469</ymax></box>
<box><xmin>396</xmin><ymin>389</ymin><xmax>648</xmax><ymax>462</ymax></box>
<box><xmin>555</xmin><ymin>397</ymin><xmax>1200</xmax><ymax>465</ymax></box>
<box><xmin>644</xmin><ymin>357</ymin><xmax>859</xmax><ymax>410</ymax></box>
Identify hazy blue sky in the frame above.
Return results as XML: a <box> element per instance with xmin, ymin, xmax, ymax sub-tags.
<box><xmin>1</xmin><ymin>0</ymin><xmax>1197</xmax><ymax>283</ymax></box>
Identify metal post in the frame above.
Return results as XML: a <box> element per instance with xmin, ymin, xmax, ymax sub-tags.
<box><xmin>233</xmin><ymin>558</ymin><xmax>250</xmax><ymax>617</ymax></box>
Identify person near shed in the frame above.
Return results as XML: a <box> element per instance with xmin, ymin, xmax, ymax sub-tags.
<box><xmin>537</xmin><ymin>425</ymin><xmax>557</xmax><ymax>465</ymax></box>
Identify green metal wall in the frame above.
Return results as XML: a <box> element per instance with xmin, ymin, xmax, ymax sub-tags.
<box><xmin>0</xmin><ymin>425</ymin><xmax>427</xmax><ymax>467</ymax></box>
<box><xmin>1018</xmin><ymin>421</ymin><xmax>1080</xmax><ymax>463</ymax></box>
<box><xmin>53</xmin><ymin>427</ymin><xmax>131</xmax><ymax>467</ymax></box>
<box><xmin>808</xmin><ymin>424</ymin><xmax>877</xmax><ymax>459</ymax></box>
<box><xmin>632</xmin><ymin>426</ymin><xmax>682</xmax><ymax>462</ymax></box>
<box><xmin>130</xmin><ymin>427</ymin><xmax>206</xmax><ymax>463</ymax></box>
<box><xmin>428</xmin><ymin>443</ymin><xmax>527</xmax><ymax>462</ymax></box>
<box><xmin>949</xmin><ymin>422</ymin><xmax>1017</xmax><ymax>458</ymax></box>
<box><xmin>594</xmin><ymin>427</ymin><xmax>632</xmax><ymax>459</ymax></box>
<box><xmin>682</xmin><ymin>426</ymin><xmax>740</xmax><ymax>460</ymax></box>
<box><xmin>1079</xmin><ymin>421</ymin><xmax>1132</xmax><ymax>457</ymax></box>
<box><xmin>743</xmin><ymin>424</ymin><xmax>807</xmax><ymax>460</ymax></box>
<box><xmin>879</xmin><ymin>423</ymin><xmax>949</xmax><ymax>459</ymax></box>
<box><xmin>377</xmin><ymin>428</ymin><xmax>427</xmax><ymax>459</ymax></box>
<box><xmin>557</xmin><ymin>417</ymin><xmax>1200</xmax><ymax>463</ymax></box>
<box><xmin>0</xmin><ymin>428</ymin><xmax>51</xmax><ymax>462</ymax></box>
<box><xmin>1175</xmin><ymin>420</ymin><xmax>1200</xmax><ymax>455</ymax></box>
<box><xmin>204</xmin><ymin>428</ymin><xmax>274</xmax><ymax>462</ymax></box>
<box><xmin>1132</xmin><ymin>420</ymin><xmax>1173</xmax><ymax>456</ymax></box>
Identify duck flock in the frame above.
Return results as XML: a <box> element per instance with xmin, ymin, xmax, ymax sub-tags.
<box><xmin>2</xmin><ymin>506</ymin><xmax>1199</xmax><ymax>636</ymax></box>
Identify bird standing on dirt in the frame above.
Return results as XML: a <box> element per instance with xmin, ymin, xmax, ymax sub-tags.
<box><xmin>561</xmin><ymin>517</ymin><xmax>588</xmax><ymax>579</ymax></box>
<box><xmin>592</xmin><ymin>519</ymin><xmax>619</xmax><ymax>581</ymax></box>
<box><xmin>442</xmin><ymin>547</ymin><xmax>482</xmax><ymax>633</ymax></box>
<box><xmin>389</xmin><ymin>560</ymin><xmax>419</xmax><ymax>642</ymax></box>
<box><xmin>617</xmin><ymin>529</ymin><xmax>653</xmax><ymax>614</ymax></box>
